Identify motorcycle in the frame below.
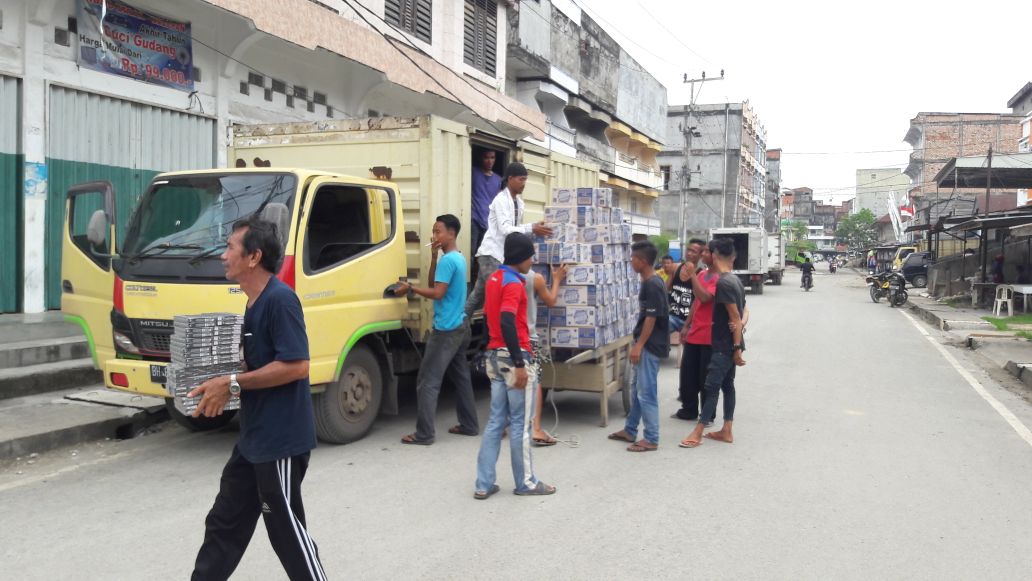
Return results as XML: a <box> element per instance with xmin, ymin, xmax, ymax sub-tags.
<box><xmin>886</xmin><ymin>271</ymin><xmax>908</xmax><ymax>307</ymax></box>
<box><xmin>802</xmin><ymin>271</ymin><xmax>813</xmax><ymax>291</ymax></box>
<box><xmin>866</xmin><ymin>272</ymin><xmax>890</xmax><ymax>303</ymax></box>
<box><xmin>829</xmin><ymin>262</ymin><xmax>837</xmax><ymax>274</ymax></box>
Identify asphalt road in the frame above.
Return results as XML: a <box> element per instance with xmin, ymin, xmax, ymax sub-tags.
<box><xmin>3</xmin><ymin>266</ymin><xmax>1032</xmax><ymax>580</ymax></box>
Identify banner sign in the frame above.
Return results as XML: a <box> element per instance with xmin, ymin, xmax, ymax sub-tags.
<box><xmin>77</xmin><ymin>0</ymin><xmax>194</xmax><ymax>92</ymax></box>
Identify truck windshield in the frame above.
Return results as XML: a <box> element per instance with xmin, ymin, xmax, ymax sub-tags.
<box><xmin>122</xmin><ymin>173</ymin><xmax>297</xmax><ymax>258</ymax></box>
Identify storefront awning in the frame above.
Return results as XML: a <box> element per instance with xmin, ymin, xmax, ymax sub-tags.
<box><xmin>947</xmin><ymin>213</ymin><xmax>1032</xmax><ymax>233</ymax></box>
<box><xmin>935</xmin><ymin>152</ymin><xmax>1032</xmax><ymax>189</ymax></box>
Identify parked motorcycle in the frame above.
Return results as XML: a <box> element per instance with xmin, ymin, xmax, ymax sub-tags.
<box><xmin>886</xmin><ymin>271</ymin><xmax>908</xmax><ymax>307</ymax></box>
<box><xmin>867</xmin><ymin>272</ymin><xmax>890</xmax><ymax>302</ymax></box>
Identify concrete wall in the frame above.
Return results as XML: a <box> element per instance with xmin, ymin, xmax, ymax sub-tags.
<box><xmin>576</xmin><ymin>14</ymin><xmax>618</xmax><ymax>115</ymax></box>
<box><xmin>855</xmin><ymin>168</ymin><xmax>910</xmax><ymax>218</ymax></box>
<box><xmin>616</xmin><ymin>51</ymin><xmax>667</xmax><ymax>142</ymax></box>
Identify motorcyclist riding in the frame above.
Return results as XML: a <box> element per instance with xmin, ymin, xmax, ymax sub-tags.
<box><xmin>800</xmin><ymin>257</ymin><xmax>815</xmax><ymax>290</ymax></box>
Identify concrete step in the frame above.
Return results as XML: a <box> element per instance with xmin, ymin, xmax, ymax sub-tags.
<box><xmin>0</xmin><ymin>312</ymin><xmax>86</xmax><ymax>344</ymax></box>
<box><xmin>0</xmin><ymin>336</ymin><xmax>92</xmax><ymax>369</ymax></box>
<box><xmin>0</xmin><ymin>386</ymin><xmax>167</xmax><ymax>461</ymax></box>
<box><xmin>0</xmin><ymin>359</ymin><xmax>102</xmax><ymax>400</ymax></box>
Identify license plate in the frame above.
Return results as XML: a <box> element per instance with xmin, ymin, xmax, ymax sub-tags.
<box><xmin>150</xmin><ymin>364</ymin><xmax>167</xmax><ymax>384</ymax></box>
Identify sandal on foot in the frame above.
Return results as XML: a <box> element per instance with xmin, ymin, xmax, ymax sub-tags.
<box><xmin>532</xmin><ymin>436</ymin><xmax>557</xmax><ymax>447</ymax></box>
<box><xmin>627</xmin><ymin>440</ymin><xmax>658</xmax><ymax>452</ymax></box>
<box><xmin>401</xmin><ymin>434</ymin><xmax>434</xmax><ymax>446</ymax></box>
<box><xmin>607</xmin><ymin>431</ymin><xmax>634</xmax><ymax>443</ymax></box>
<box><xmin>448</xmin><ymin>425</ymin><xmax>479</xmax><ymax>436</ymax></box>
<box><xmin>514</xmin><ymin>482</ymin><xmax>556</xmax><ymax>496</ymax></box>
<box><xmin>678</xmin><ymin>437</ymin><xmax>702</xmax><ymax>448</ymax></box>
<box><xmin>474</xmin><ymin>484</ymin><xmax>500</xmax><ymax>500</ymax></box>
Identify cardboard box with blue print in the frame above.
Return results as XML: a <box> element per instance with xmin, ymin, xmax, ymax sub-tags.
<box><xmin>545</xmin><ymin>206</ymin><xmax>595</xmax><ymax>227</ymax></box>
<box><xmin>555</xmin><ymin>285</ymin><xmax>599</xmax><ymax>306</ymax></box>
<box><xmin>542</xmin><ymin>306</ymin><xmax>604</xmax><ymax>327</ymax></box>
<box><xmin>565</xmin><ymin>264</ymin><xmax>604</xmax><ymax>285</ymax></box>
<box><xmin>549</xmin><ymin>326</ymin><xmax>601</xmax><ymax>349</ymax></box>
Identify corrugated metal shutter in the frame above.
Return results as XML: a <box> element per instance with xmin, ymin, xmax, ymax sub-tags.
<box><xmin>463</xmin><ymin>0</ymin><xmax>497</xmax><ymax>76</ymax></box>
<box><xmin>45</xmin><ymin>86</ymin><xmax>215</xmax><ymax>308</ymax></box>
<box><xmin>0</xmin><ymin>76</ymin><xmax>20</xmax><ymax>312</ymax></box>
<box><xmin>385</xmin><ymin>0</ymin><xmax>432</xmax><ymax>44</ymax></box>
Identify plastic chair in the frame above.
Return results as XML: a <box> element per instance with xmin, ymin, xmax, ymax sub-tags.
<box><xmin>994</xmin><ymin>285</ymin><xmax>1014</xmax><ymax>317</ymax></box>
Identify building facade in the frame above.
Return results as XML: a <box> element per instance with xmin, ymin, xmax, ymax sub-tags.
<box><xmin>657</xmin><ymin>101</ymin><xmax>768</xmax><ymax>238</ymax></box>
<box><xmin>506</xmin><ymin>0</ymin><xmax>666</xmax><ymax>237</ymax></box>
<box><xmin>764</xmin><ymin>148</ymin><xmax>782</xmax><ymax>232</ymax></box>
<box><xmin>854</xmin><ymin>168</ymin><xmax>910</xmax><ymax>218</ymax></box>
<box><xmin>789</xmin><ymin>187</ymin><xmax>813</xmax><ymax>224</ymax></box>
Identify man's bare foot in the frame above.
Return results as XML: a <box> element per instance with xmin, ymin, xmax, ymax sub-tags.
<box><xmin>608</xmin><ymin>430</ymin><xmax>634</xmax><ymax>443</ymax></box>
<box><xmin>679</xmin><ymin>425</ymin><xmax>705</xmax><ymax>448</ymax></box>
<box><xmin>704</xmin><ymin>430</ymin><xmax>733</xmax><ymax>443</ymax></box>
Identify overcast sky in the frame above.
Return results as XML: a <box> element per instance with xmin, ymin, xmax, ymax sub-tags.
<box><xmin>586</xmin><ymin>0</ymin><xmax>1028</xmax><ymax>203</ymax></box>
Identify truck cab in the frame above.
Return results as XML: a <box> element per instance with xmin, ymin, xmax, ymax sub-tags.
<box><xmin>61</xmin><ymin>169</ymin><xmax>409</xmax><ymax>443</ymax></box>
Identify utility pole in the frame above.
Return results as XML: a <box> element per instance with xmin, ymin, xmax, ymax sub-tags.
<box><xmin>678</xmin><ymin>70</ymin><xmax>724</xmax><ymax>252</ymax></box>
<box><xmin>980</xmin><ymin>145</ymin><xmax>993</xmax><ymax>284</ymax></box>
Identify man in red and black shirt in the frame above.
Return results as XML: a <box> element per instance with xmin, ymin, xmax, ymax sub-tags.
<box><xmin>474</xmin><ymin>233</ymin><xmax>556</xmax><ymax>499</ymax></box>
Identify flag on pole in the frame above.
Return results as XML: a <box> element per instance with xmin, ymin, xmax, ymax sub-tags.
<box><xmin>899</xmin><ymin>198</ymin><xmax>914</xmax><ymax>219</ymax></box>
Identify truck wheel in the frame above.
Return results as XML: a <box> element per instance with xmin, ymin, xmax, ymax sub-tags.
<box><xmin>773</xmin><ymin>273</ymin><xmax>782</xmax><ymax>286</ymax></box>
<box><xmin>752</xmin><ymin>281</ymin><xmax>764</xmax><ymax>295</ymax></box>
<box><xmin>912</xmin><ymin>275</ymin><xmax>927</xmax><ymax>288</ymax></box>
<box><xmin>164</xmin><ymin>398</ymin><xmax>237</xmax><ymax>431</ymax></box>
<box><xmin>313</xmin><ymin>345</ymin><xmax>382</xmax><ymax>444</ymax></box>
<box><xmin>621</xmin><ymin>355</ymin><xmax>633</xmax><ymax>415</ymax></box>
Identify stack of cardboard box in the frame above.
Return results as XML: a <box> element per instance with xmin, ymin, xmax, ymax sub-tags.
<box><xmin>168</xmin><ymin>313</ymin><xmax>243</xmax><ymax>416</ymax></box>
<box><xmin>533</xmin><ymin>187</ymin><xmax>641</xmax><ymax>351</ymax></box>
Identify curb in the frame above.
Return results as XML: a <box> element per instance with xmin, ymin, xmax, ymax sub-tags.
<box><xmin>1004</xmin><ymin>361</ymin><xmax>1032</xmax><ymax>390</ymax></box>
<box><xmin>0</xmin><ymin>407</ymin><xmax>168</xmax><ymax>461</ymax></box>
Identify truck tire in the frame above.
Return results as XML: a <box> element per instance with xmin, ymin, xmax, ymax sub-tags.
<box><xmin>621</xmin><ymin>355</ymin><xmax>633</xmax><ymax>415</ymax></box>
<box><xmin>752</xmin><ymin>281</ymin><xmax>764</xmax><ymax>295</ymax></box>
<box><xmin>773</xmin><ymin>273</ymin><xmax>782</xmax><ymax>286</ymax></box>
<box><xmin>912</xmin><ymin>274</ymin><xmax>927</xmax><ymax>288</ymax></box>
<box><xmin>313</xmin><ymin>345</ymin><xmax>382</xmax><ymax>444</ymax></box>
<box><xmin>164</xmin><ymin>398</ymin><xmax>237</xmax><ymax>431</ymax></box>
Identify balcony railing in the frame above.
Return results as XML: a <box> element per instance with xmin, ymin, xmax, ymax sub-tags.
<box><xmin>613</xmin><ymin>151</ymin><xmax>663</xmax><ymax>189</ymax></box>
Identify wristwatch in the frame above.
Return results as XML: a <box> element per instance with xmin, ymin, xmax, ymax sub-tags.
<box><xmin>229</xmin><ymin>373</ymin><xmax>241</xmax><ymax>396</ymax></box>
<box><xmin>732</xmin><ymin>344</ymin><xmax>746</xmax><ymax>352</ymax></box>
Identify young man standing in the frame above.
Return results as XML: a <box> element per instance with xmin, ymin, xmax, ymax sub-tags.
<box><xmin>471</xmin><ymin>150</ymin><xmax>502</xmax><ymax>258</ymax></box>
<box><xmin>658</xmin><ymin>254</ymin><xmax>675</xmax><ymax>284</ymax></box>
<box><xmin>674</xmin><ymin>242</ymin><xmax>718</xmax><ymax>422</ymax></box>
<box><xmin>526</xmin><ymin>263</ymin><xmax>569</xmax><ymax>446</ymax></box>
<box><xmin>608</xmin><ymin>240</ymin><xmax>669</xmax><ymax>452</ymax></box>
<box><xmin>667</xmin><ymin>239</ymin><xmax>706</xmax><ymax>333</ymax></box>
<box><xmin>189</xmin><ymin>216</ymin><xmax>326</xmax><ymax>581</ymax></box>
<box><xmin>681</xmin><ymin>238</ymin><xmax>746</xmax><ymax>448</ymax></box>
<box><xmin>394</xmin><ymin>215</ymin><xmax>479</xmax><ymax>445</ymax></box>
<box><xmin>465</xmin><ymin>162</ymin><xmax>552</xmax><ymax>317</ymax></box>
<box><xmin>474</xmin><ymin>233</ymin><xmax>555</xmax><ymax>498</ymax></box>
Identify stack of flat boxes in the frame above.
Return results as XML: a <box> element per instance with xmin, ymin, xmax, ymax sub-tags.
<box><xmin>533</xmin><ymin>187</ymin><xmax>641</xmax><ymax>351</ymax></box>
<box><xmin>168</xmin><ymin>313</ymin><xmax>244</xmax><ymax>416</ymax></box>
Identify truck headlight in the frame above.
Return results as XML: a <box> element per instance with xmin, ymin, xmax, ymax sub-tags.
<box><xmin>114</xmin><ymin>331</ymin><xmax>141</xmax><ymax>355</ymax></box>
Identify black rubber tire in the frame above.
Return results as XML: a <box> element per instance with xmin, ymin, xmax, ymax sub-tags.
<box><xmin>892</xmin><ymin>290</ymin><xmax>909</xmax><ymax>307</ymax></box>
<box><xmin>621</xmin><ymin>355</ymin><xmax>633</xmax><ymax>415</ymax></box>
<box><xmin>773</xmin><ymin>273</ymin><xmax>782</xmax><ymax>286</ymax></box>
<box><xmin>313</xmin><ymin>345</ymin><xmax>383</xmax><ymax>444</ymax></box>
<box><xmin>164</xmin><ymin>398</ymin><xmax>237</xmax><ymax>431</ymax></box>
<box><xmin>912</xmin><ymin>275</ymin><xmax>927</xmax><ymax>288</ymax></box>
<box><xmin>870</xmin><ymin>285</ymin><xmax>881</xmax><ymax>303</ymax></box>
<box><xmin>752</xmin><ymin>281</ymin><xmax>765</xmax><ymax>295</ymax></box>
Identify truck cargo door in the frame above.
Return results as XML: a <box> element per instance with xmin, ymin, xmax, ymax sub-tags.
<box><xmin>60</xmin><ymin>182</ymin><xmax>116</xmax><ymax>368</ymax></box>
<box><xmin>295</xmin><ymin>178</ymin><xmax>406</xmax><ymax>384</ymax></box>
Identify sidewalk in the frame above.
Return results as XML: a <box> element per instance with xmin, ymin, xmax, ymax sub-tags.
<box><xmin>907</xmin><ymin>292</ymin><xmax>1032</xmax><ymax>389</ymax></box>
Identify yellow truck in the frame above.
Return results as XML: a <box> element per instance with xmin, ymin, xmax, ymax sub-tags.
<box><xmin>61</xmin><ymin>115</ymin><xmax>599</xmax><ymax>443</ymax></box>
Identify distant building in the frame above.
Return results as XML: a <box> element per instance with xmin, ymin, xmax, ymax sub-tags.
<box><xmin>780</xmin><ymin>189</ymin><xmax>795</xmax><ymax>221</ymax></box>
<box><xmin>854</xmin><ymin>168</ymin><xmax>911</xmax><ymax>218</ymax></box>
<box><xmin>765</xmin><ymin>149</ymin><xmax>782</xmax><ymax>232</ymax></box>
<box><xmin>658</xmin><ymin>101</ymin><xmax>768</xmax><ymax>237</ymax></box>
<box><xmin>789</xmin><ymin>187</ymin><xmax>814</xmax><ymax>224</ymax></box>
<box><xmin>1008</xmin><ymin>82</ymin><xmax>1032</xmax><ymax>205</ymax></box>
<box><xmin>813</xmin><ymin>200</ymin><xmax>838</xmax><ymax>235</ymax></box>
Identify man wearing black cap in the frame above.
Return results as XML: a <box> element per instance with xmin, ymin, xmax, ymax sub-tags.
<box><xmin>465</xmin><ymin>162</ymin><xmax>553</xmax><ymax>317</ymax></box>
<box><xmin>474</xmin><ymin>232</ymin><xmax>556</xmax><ymax>499</ymax></box>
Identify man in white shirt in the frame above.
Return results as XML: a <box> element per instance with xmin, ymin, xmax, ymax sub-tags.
<box><xmin>465</xmin><ymin>162</ymin><xmax>552</xmax><ymax>317</ymax></box>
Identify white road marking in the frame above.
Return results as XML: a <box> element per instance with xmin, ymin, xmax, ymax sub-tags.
<box><xmin>901</xmin><ymin>310</ymin><xmax>1032</xmax><ymax>449</ymax></box>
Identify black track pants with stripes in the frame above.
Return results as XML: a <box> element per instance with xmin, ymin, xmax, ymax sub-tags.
<box><xmin>192</xmin><ymin>446</ymin><xmax>327</xmax><ymax>581</ymax></box>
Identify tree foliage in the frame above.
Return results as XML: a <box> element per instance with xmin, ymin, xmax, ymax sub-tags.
<box><xmin>782</xmin><ymin>220</ymin><xmax>809</xmax><ymax>242</ymax></box>
<box><xmin>836</xmin><ymin>209</ymin><xmax>877</xmax><ymax>250</ymax></box>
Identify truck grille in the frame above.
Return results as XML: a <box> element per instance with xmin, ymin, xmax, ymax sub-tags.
<box><xmin>139</xmin><ymin>329</ymin><xmax>172</xmax><ymax>353</ymax></box>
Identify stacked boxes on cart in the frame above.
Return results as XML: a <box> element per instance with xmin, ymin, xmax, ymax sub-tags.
<box><xmin>533</xmin><ymin>187</ymin><xmax>641</xmax><ymax>350</ymax></box>
<box><xmin>168</xmin><ymin>313</ymin><xmax>244</xmax><ymax>416</ymax></box>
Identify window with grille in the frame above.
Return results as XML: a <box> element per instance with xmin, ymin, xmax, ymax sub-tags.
<box><xmin>464</xmin><ymin>0</ymin><xmax>497</xmax><ymax>76</ymax></box>
<box><xmin>385</xmin><ymin>0</ymin><xmax>432</xmax><ymax>45</ymax></box>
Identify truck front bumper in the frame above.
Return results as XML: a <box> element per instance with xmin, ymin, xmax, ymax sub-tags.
<box><xmin>103</xmin><ymin>358</ymin><xmax>171</xmax><ymax>399</ymax></box>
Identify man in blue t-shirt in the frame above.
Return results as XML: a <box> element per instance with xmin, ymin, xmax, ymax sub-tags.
<box><xmin>189</xmin><ymin>216</ymin><xmax>326</xmax><ymax>580</ymax></box>
<box><xmin>471</xmin><ymin>150</ymin><xmax>502</xmax><ymax>257</ymax></box>
<box><xmin>394</xmin><ymin>214</ymin><xmax>479</xmax><ymax>445</ymax></box>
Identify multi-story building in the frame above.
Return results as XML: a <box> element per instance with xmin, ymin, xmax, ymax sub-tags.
<box><xmin>780</xmin><ymin>189</ymin><xmax>794</xmax><ymax>221</ymax></box>
<box><xmin>764</xmin><ymin>149</ymin><xmax>782</xmax><ymax>232</ymax></box>
<box><xmin>813</xmin><ymin>200</ymin><xmax>838</xmax><ymax>235</ymax></box>
<box><xmin>657</xmin><ymin>101</ymin><xmax>769</xmax><ymax>237</ymax></box>
<box><xmin>506</xmin><ymin>0</ymin><xmax>666</xmax><ymax>237</ymax></box>
<box><xmin>789</xmin><ymin>187</ymin><xmax>814</xmax><ymax>224</ymax></box>
<box><xmin>0</xmin><ymin>0</ymin><xmax>667</xmax><ymax>314</ymax></box>
<box><xmin>1008</xmin><ymin>82</ymin><xmax>1032</xmax><ymax>205</ymax></box>
<box><xmin>903</xmin><ymin>112</ymin><xmax>1022</xmax><ymax>224</ymax></box>
<box><xmin>854</xmin><ymin>168</ymin><xmax>910</xmax><ymax>218</ymax></box>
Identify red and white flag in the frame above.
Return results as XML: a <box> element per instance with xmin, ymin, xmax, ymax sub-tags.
<box><xmin>899</xmin><ymin>198</ymin><xmax>914</xmax><ymax>219</ymax></box>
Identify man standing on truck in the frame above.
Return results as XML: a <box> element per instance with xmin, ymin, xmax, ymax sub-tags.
<box><xmin>471</xmin><ymin>150</ymin><xmax>502</xmax><ymax>259</ymax></box>
<box><xmin>474</xmin><ymin>232</ymin><xmax>556</xmax><ymax>498</ymax></box>
<box><xmin>393</xmin><ymin>214</ymin><xmax>479</xmax><ymax>445</ymax></box>
<box><xmin>188</xmin><ymin>216</ymin><xmax>327</xmax><ymax>581</ymax></box>
<box><xmin>465</xmin><ymin>162</ymin><xmax>553</xmax><ymax>317</ymax></box>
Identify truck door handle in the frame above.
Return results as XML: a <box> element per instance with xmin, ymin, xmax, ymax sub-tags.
<box><xmin>62</xmin><ymin>280</ymin><xmax>74</xmax><ymax>293</ymax></box>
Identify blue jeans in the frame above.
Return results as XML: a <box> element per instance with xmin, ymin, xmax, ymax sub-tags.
<box><xmin>475</xmin><ymin>350</ymin><xmax>539</xmax><ymax>493</ymax></box>
<box><xmin>624</xmin><ymin>349</ymin><xmax>661</xmax><ymax>444</ymax></box>
<box><xmin>700</xmin><ymin>351</ymin><xmax>737</xmax><ymax>423</ymax></box>
<box><xmin>669</xmin><ymin>314</ymin><xmax>687</xmax><ymax>333</ymax></box>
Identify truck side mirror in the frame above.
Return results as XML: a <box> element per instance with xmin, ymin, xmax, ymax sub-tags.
<box><xmin>86</xmin><ymin>209</ymin><xmax>108</xmax><ymax>250</ymax></box>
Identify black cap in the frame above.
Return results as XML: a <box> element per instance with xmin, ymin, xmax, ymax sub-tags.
<box><xmin>504</xmin><ymin>162</ymin><xmax>528</xmax><ymax>179</ymax></box>
<box><xmin>504</xmin><ymin>232</ymin><xmax>535</xmax><ymax>265</ymax></box>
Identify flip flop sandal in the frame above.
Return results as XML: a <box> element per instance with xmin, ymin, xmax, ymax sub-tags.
<box><xmin>401</xmin><ymin>435</ymin><xmax>434</xmax><ymax>446</ymax></box>
<box><xmin>607</xmin><ymin>431</ymin><xmax>634</xmax><ymax>443</ymax></box>
<box><xmin>627</xmin><ymin>441</ymin><xmax>658</xmax><ymax>452</ymax></box>
<box><xmin>474</xmin><ymin>484</ymin><xmax>500</xmax><ymax>500</ymax></box>
<box><xmin>448</xmin><ymin>425</ymin><xmax>479</xmax><ymax>436</ymax></box>
<box><xmin>678</xmin><ymin>438</ymin><xmax>702</xmax><ymax>448</ymax></box>
<box><xmin>532</xmin><ymin>437</ymin><xmax>557</xmax><ymax>447</ymax></box>
<box><xmin>514</xmin><ymin>482</ymin><xmax>556</xmax><ymax>496</ymax></box>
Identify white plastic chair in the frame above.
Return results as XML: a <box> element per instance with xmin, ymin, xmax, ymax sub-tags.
<box><xmin>994</xmin><ymin>285</ymin><xmax>1015</xmax><ymax>317</ymax></box>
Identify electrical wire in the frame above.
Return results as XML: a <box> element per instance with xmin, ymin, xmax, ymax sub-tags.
<box><xmin>630</xmin><ymin>0</ymin><xmax>717</xmax><ymax>68</ymax></box>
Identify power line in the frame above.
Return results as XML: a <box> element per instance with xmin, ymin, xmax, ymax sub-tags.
<box><xmin>630</xmin><ymin>0</ymin><xmax>716</xmax><ymax>68</ymax></box>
